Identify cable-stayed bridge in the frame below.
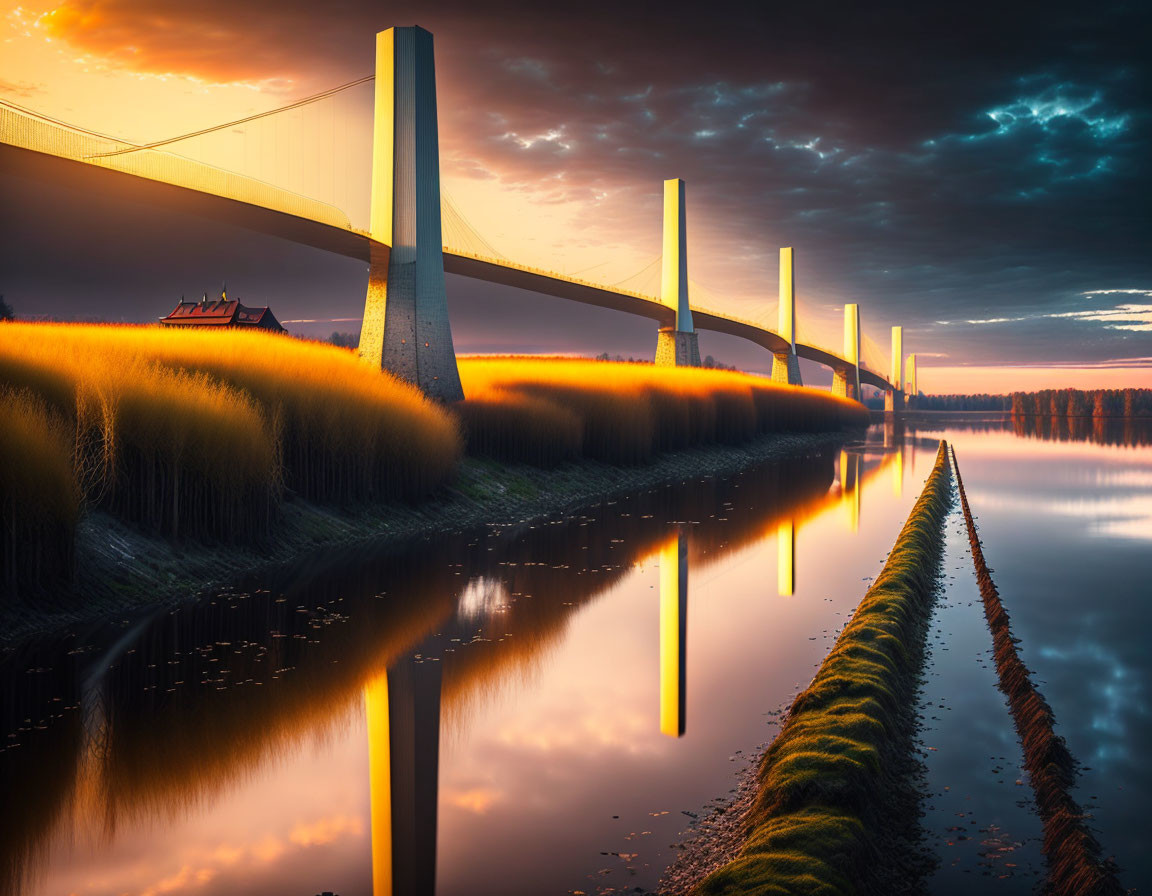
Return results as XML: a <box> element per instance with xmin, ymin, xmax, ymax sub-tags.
<box><xmin>0</xmin><ymin>26</ymin><xmax>912</xmax><ymax>404</ymax></box>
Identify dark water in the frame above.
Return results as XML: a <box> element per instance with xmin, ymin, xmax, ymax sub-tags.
<box><xmin>2</xmin><ymin>419</ymin><xmax>1148</xmax><ymax>895</ymax></box>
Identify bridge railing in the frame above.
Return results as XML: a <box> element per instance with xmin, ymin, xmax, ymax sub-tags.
<box><xmin>444</xmin><ymin>247</ymin><xmax>664</xmax><ymax>302</ymax></box>
<box><xmin>0</xmin><ymin>101</ymin><xmax>355</xmax><ymax>233</ymax></box>
<box><xmin>444</xmin><ymin>248</ymin><xmax>788</xmax><ymax>340</ymax></box>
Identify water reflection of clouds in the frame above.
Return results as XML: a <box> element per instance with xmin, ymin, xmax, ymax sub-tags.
<box><xmin>966</xmin><ymin>490</ymin><xmax>1152</xmax><ymax>540</ymax></box>
<box><xmin>1091</xmin><ymin>468</ymin><xmax>1152</xmax><ymax>488</ymax></box>
<box><xmin>47</xmin><ymin>813</ymin><xmax>364</xmax><ymax>896</ymax></box>
<box><xmin>1035</xmin><ymin>641</ymin><xmax>1145</xmax><ymax>767</ymax></box>
<box><xmin>493</xmin><ymin>701</ymin><xmax>658</xmax><ymax>758</ymax></box>
<box><xmin>444</xmin><ymin>785</ymin><xmax>505</xmax><ymax>815</ymax></box>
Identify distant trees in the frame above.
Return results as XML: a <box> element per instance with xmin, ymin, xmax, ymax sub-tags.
<box><xmin>901</xmin><ymin>389</ymin><xmax>1151</xmax><ymax>417</ymax></box>
<box><xmin>328</xmin><ymin>331</ymin><xmax>358</xmax><ymax>348</ymax></box>
<box><xmin>0</xmin><ymin>295</ymin><xmax>13</xmax><ymax>321</ymax></box>
<box><xmin>594</xmin><ymin>352</ymin><xmax>646</xmax><ymax>363</ymax></box>
<box><xmin>702</xmin><ymin>355</ymin><xmax>738</xmax><ymax>371</ymax></box>
<box><xmin>911</xmin><ymin>393</ymin><xmax>1011</xmax><ymax>411</ymax></box>
<box><xmin>1010</xmin><ymin>388</ymin><xmax>1152</xmax><ymax>418</ymax></box>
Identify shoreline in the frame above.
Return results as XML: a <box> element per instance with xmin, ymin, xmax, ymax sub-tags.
<box><xmin>3</xmin><ymin>429</ymin><xmax>857</xmax><ymax>644</ymax></box>
<box><xmin>661</xmin><ymin>441</ymin><xmax>952</xmax><ymax>895</ymax></box>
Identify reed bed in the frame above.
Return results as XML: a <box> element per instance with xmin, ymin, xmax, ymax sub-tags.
<box><xmin>951</xmin><ymin>447</ymin><xmax>1123</xmax><ymax>895</ymax></box>
<box><xmin>686</xmin><ymin>441</ymin><xmax>952</xmax><ymax>896</ymax></box>
<box><xmin>0</xmin><ymin>328</ymin><xmax>278</xmax><ymax>543</ymax></box>
<box><xmin>457</xmin><ymin>358</ymin><xmax>867</xmax><ymax>465</ymax></box>
<box><xmin>0</xmin><ymin>390</ymin><xmax>80</xmax><ymax>601</ymax></box>
<box><xmin>0</xmin><ymin>323</ymin><xmax>462</xmax><ymax>507</ymax></box>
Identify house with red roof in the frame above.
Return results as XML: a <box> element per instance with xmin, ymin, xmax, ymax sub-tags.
<box><xmin>160</xmin><ymin>290</ymin><xmax>285</xmax><ymax>332</ymax></box>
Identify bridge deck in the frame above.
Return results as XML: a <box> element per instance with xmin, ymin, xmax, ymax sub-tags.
<box><xmin>1</xmin><ymin>109</ymin><xmax>891</xmax><ymax>390</ymax></box>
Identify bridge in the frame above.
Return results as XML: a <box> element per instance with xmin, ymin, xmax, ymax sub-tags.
<box><xmin>0</xmin><ymin>26</ymin><xmax>917</xmax><ymax>405</ymax></box>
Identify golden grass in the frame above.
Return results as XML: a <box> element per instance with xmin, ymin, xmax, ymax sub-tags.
<box><xmin>0</xmin><ymin>323</ymin><xmax>463</xmax><ymax>507</ymax></box>
<box><xmin>457</xmin><ymin>358</ymin><xmax>868</xmax><ymax>465</ymax></box>
<box><xmin>0</xmin><ymin>389</ymin><xmax>80</xmax><ymax>600</ymax></box>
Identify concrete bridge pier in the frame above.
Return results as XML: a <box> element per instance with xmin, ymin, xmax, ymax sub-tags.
<box><xmin>358</xmin><ymin>27</ymin><xmax>464</xmax><ymax>402</ymax></box>
<box><xmin>771</xmin><ymin>247</ymin><xmax>803</xmax><ymax>386</ymax></box>
<box><xmin>831</xmin><ymin>367</ymin><xmax>855</xmax><ymax>400</ymax></box>
<box><xmin>884</xmin><ymin>389</ymin><xmax>904</xmax><ymax>412</ymax></box>
<box><xmin>654</xmin><ymin>179</ymin><xmax>701</xmax><ymax>367</ymax></box>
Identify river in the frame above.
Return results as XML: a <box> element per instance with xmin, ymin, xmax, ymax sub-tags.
<box><xmin>2</xmin><ymin>417</ymin><xmax>1149</xmax><ymax>895</ymax></box>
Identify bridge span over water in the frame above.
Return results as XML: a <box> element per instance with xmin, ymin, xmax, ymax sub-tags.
<box><xmin>0</xmin><ymin>26</ymin><xmax>914</xmax><ymax>404</ymax></box>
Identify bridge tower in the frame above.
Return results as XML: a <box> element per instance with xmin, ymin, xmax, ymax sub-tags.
<box><xmin>358</xmin><ymin>27</ymin><xmax>464</xmax><ymax>402</ymax></box>
<box><xmin>655</xmin><ymin>179</ymin><xmax>701</xmax><ymax>367</ymax></box>
<box><xmin>832</xmin><ymin>303</ymin><xmax>861</xmax><ymax>400</ymax></box>
<box><xmin>885</xmin><ymin>325</ymin><xmax>904</xmax><ymax>411</ymax></box>
<box><xmin>905</xmin><ymin>353</ymin><xmax>918</xmax><ymax>402</ymax></box>
<box><xmin>771</xmin><ymin>247</ymin><xmax>803</xmax><ymax>385</ymax></box>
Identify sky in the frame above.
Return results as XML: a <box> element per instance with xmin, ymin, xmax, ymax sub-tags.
<box><xmin>1</xmin><ymin>0</ymin><xmax>1150</xmax><ymax>392</ymax></box>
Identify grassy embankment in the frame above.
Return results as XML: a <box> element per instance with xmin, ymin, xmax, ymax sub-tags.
<box><xmin>687</xmin><ymin>441</ymin><xmax>952</xmax><ymax>896</ymax></box>
<box><xmin>457</xmin><ymin>357</ymin><xmax>868</xmax><ymax>465</ymax></box>
<box><xmin>0</xmin><ymin>326</ymin><xmax>867</xmax><ymax>602</ymax></box>
<box><xmin>951</xmin><ymin>447</ymin><xmax>1123</xmax><ymax>895</ymax></box>
<box><xmin>0</xmin><ymin>323</ymin><xmax>461</xmax><ymax>600</ymax></box>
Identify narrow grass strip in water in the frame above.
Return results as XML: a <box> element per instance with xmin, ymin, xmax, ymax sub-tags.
<box><xmin>950</xmin><ymin>446</ymin><xmax>1124</xmax><ymax>896</ymax></box>
<box><xmin>684</xmin><ymin>440</ymin><xmax>953</xmax><ymax>895</ymax></box>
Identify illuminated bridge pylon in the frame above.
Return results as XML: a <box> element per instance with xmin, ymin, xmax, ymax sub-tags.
<box><xmin>654</xmin><ymin>178</ymin><xmax>702</xmax><ymax>367</ymax></box>
<box><xmin>831</xmin><ymin>303</ymin><xmax>861</xmax><ymax>400</ymax></box>
<box><xmin>905</xmin><ymin>353</ymin><xmax>918</xmax><ymax>401</ymax></box>
<box><xmin>771</xmin><ymin>247</ymin><xmax>803</xmax><ymax>386</ymax></box>
<box><xmin>886</xmin><ymin>325</ymin><xmax>904</xmax><ymax>412</ymax></box>
<box><xmin>358</xmin><ymin>26</ymin><xmax>464</xmax><ymax>402</ymax></box>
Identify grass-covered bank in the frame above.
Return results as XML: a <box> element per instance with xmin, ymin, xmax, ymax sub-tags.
<box><xmin>0</xmin><ymin>325</ymin><xmax>867</xmax><ymax>604</ymax></box>
<box><xmin>670</xmin><ymin>441</ymin><xmax>952</xmax><ymax>896</ymax></box>
<box><xmin>0</xmin><ymin>323</ymin><xmax>461</xmax><ymax>601</ymax></box>
<box><xmin>951</xmin><ymin>448</ymin><xmax>1124</xmax><ymax>896</ymax></box>
<box><xmin>458</xmin><ymin>358</ymin><xmax>868</xmax><ymax>465</ymax></box>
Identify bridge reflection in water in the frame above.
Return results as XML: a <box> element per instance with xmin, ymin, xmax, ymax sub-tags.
<box><xmin>0</xmin><ymin>434</ymin><xmax>907</xmax><ymax>896</ymax></box>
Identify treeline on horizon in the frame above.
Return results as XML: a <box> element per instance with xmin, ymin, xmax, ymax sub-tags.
<box><xmin>0</xmin><ymin>324</ymin><xmax>867</xmax><ymax>604</ymax></box>
<box><xmin>904</xmin><ymin>388</ymin><xmax>1152</xmax><ymax>416</ymax></box>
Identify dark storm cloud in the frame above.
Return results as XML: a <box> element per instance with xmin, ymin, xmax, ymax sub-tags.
<box><xmin>12</xmin><ymin>0</ymin><xmax>1152</xmax><ymax>366</ymax></box>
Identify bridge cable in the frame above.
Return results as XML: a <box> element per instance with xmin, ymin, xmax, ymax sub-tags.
<box><xmin>83</xmin><ymin>76</ymin><xmax>375</xmax><ymax>159</ymax></box>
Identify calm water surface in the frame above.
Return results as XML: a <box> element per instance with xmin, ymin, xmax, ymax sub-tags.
<box><xmin>2</xmin><ymin>419</ymin><xmax>1149</xmax><ymax>895</ymax></box>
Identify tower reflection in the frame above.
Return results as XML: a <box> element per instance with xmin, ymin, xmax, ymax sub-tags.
<box><xmin>777</xmin><ymin>519</ymin><xmax>795</xmax><ymax>597</ymax></box>
<box><xmin>839</xmin><ymin>449</ymin><xmax>861</xmax><ymax>532</ymax></box>
<box><xmin>659</xmin><ymin>531</ymin><xmax>689</xmax><ymax>738</ymax></box>
<box><xmin>367</xmin><ymin>652</ymin><xmax>442</xmax><ymax>896</ymax></box>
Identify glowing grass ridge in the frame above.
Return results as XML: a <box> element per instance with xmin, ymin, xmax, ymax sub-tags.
<box><xmin>457</xmin><ymin>358</ymin><xmax>869</xmax><ymax>466</ymax></box>
<box><xmin>689</xmin><ymin>441</ymin><xmax>952</xmax><ymax>896</ymax></box>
